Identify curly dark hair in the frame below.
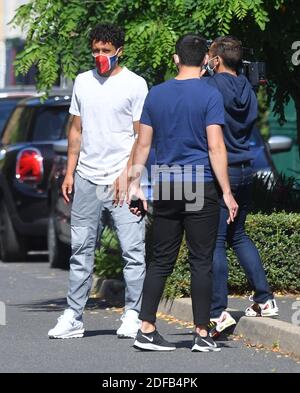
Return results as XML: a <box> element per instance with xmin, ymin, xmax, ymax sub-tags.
<box><xmin>89</xmin><ymin>24</ymin><xmax>125</xmax><ymax>49</ymax></box>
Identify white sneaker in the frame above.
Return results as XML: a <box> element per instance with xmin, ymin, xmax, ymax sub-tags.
<box><xmin>48</xmin><ymin>309</ymin><xmax>84</xmax><ymax>339</ymax></box>
<box><xmin>245</xmin><ymin>298</ymin><xmax>279</xmax><ymax>317</ymax></box>
<box><xmin>209</xmin><ymin>311</ymin><xmax>237</xmax><ymax>338</ymax></box>
<box><xmin>116</xmin><ymin>309</ymin><xmax>141</xmax><ymax>338</ymax></box>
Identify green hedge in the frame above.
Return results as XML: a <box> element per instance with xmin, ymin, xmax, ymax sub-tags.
<box><xmin>94</xmin><ymin>227</ymin><xmax>123</xmax><ymax>279</ymax></box>
<box><xmin>94</xmin><ymin>216</ymin><xmax>154</xmax><ymax>279</ymax></box>
<box><xmin>164</xmin><ymin>213</ymin><xmax>300</xmax><ymax>298</ymax></box>
<box><xmin>94</xmin><ymin>213</ymin><xmax>300</xmax><ymax>297</ymax></box>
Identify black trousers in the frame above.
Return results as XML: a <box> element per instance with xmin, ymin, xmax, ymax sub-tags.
<box><xmin>139</xmin><ymin>181</ymin><xmax>220</xmax><ymax>326</ymax></box>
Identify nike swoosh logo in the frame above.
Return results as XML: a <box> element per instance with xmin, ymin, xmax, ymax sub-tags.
<box><xmin>142</xmin><ymin>334</ymin><xmax>154</xmax><ymax>342</ymax></box>
<box><xmin>202</xmin><ymin>339</ymin><xmax>216</xmax><ymax>347</ymax></box>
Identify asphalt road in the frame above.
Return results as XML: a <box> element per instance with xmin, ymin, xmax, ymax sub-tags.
<box><xmin>0</xmin><ymin>259</ymin><xmax>300</xmax><ymax>373</ymax></box>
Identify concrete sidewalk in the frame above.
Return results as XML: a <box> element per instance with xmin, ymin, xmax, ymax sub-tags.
<box><xmin>158</xmin><ymin>297</ymin><xmax>300</xmax><ymax>359</ymax></box>
<box><xmin>92</xmin><ymin>276</ymin><xmax>300</xmax><ymax>359</ymax></box>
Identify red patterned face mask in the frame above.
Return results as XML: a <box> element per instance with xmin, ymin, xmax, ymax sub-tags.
<box><xmin>95</xmin><ymin>49</ymin><xmax>120</xmax><ymax>75</ymax></box>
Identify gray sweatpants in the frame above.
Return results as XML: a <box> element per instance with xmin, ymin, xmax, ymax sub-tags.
<box><xmin>67</xmin><ymin>172</ymin><xmax>146</xmax><ymax>319</ymax></box>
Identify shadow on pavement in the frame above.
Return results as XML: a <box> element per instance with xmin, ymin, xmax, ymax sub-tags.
<box><xmin>231</xmin><ymin>310</ymin><xmax>245</xmax><ymax>321</ymax></box>
<box><xmin>173</xmin><ymin>339</ymin><xmax>234</xmax><ymax>350</ymax></box>
<box><xmin>84</xmin><ymin>329</ymin><xmax>116</xmax><ymax>337</ymax></box>
<box><xmin>13</xmin><ymin>298</ymin><xmax>111</xmax><ymax>313</ymax></box>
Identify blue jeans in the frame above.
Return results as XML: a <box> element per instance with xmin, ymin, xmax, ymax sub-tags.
<box><xmin>210</xmin><ymin>163</ymin><xmax>273</xmax><ymax>318</ymax></box>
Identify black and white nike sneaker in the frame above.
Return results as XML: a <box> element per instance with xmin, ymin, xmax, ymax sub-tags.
<box><xmin>191</xmin><ymin>333</ymin><xmax>221</xmax><ymax>352</ymax></box>
<box><xmin>134</xmin><ymin>329</ymin><xmax>176</xmax><ymax>351</ymax></box>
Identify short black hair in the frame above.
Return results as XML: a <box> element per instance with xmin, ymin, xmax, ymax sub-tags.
<box><xmin>210</xmin><ymin>36</ymin><xmax>243</xmax><ymax>71</ymax></box>
<box><xmin>175</xmin><ymin>34</ymin><xmax>207</xmax><ymax>66</ymax></box>
<box><xmin>89</xmin><ymin>24</ymin><xmax>125</xmax><ymax>49</ymax></box>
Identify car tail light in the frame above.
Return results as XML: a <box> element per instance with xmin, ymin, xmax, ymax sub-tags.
<box><xmin>16</xmin><ymin>148</ymin><xmax>43</xmax><ymax>184</ymax></box>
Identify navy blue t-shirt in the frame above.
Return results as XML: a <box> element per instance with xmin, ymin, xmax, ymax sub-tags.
<box><xmin>140</xmin><ymin>78</ymin><xmax>225</xmax><ymax>182</ymax></box>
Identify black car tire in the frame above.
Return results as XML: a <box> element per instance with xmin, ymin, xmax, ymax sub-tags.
<box><xmin>47</xmin><ymin>215</ymin><xmax>70</xmax><ymax>269</ymax></box>
<box><xmin>0</xmin><ymin>202</ymin><xmax>27</xmax><ymax>262</ymax></box>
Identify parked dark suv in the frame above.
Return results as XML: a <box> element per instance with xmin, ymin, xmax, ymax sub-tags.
<box><xmin>0</xmin><ymin>93</ymin><xmax>71</xmax><ymax>261</ymax></box>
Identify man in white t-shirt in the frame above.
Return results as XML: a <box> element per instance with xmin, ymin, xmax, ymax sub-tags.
<box><xmin>48</xmin><ymin>24</ymin><xmax>148</xmax><ymax>339</ymax></box>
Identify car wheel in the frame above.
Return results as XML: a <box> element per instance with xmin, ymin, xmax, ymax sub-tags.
<box><xmin>0</xmin><ymin>202</ymin><xmax>27</xmax><ymax>262</ymax></box>
<box><xmin>47</xmin><ymin>215</ymin><xmax>70</xmax><ymax>269</ymax></box>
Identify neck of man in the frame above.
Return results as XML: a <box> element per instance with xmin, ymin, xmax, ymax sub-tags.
<box><xmin>216</xmin><ymin>64</ymin><xmax>237</xmax><ymax>76</ymax></box>
<box><xmin>175</xmin><ymin>65</ymin><xmax>201</xmax><ymax>80</ymax></box>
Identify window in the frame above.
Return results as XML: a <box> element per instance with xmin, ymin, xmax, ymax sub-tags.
<box><xmin>1</xmin><ymin>106</ymin><xmax>34</xmax><ymax>145</ymax></box>
<box><xmin>31</xmin><ymin>106</ymin><xmax>69</xmax><ymax>142</ymax></box>
<box><xmin>0</xmin><ymin>98</ymin><xmax>21</xmax><ymax>137</ymax></box>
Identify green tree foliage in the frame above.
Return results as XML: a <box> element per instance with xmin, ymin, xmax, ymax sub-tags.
<box><xmin>11</xmin><ymin>0</ymin><xmax>299</xmax><ymax>140</ymax></box>
<box><xmin>10</xmin><ymin>0</ymin><xmax>279</xmax><ymax>87</ymax></box>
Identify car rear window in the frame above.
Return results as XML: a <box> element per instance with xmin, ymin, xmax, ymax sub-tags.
<box><xmin>31</xmin><ymin>106</ymin><xmax>69</xmax><ymax>141</ymax></box>
<box><xmin>1</xmin><ymin>106</ymin><xmax>34</xmax><ymax>145</ymax></box>
<box><xmin>0</xmin><ymin>98</ymin><xmax>21</xmax><ymax>137</ymax></box>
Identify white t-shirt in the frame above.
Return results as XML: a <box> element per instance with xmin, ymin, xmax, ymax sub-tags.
<box><xmin>69</xmin><ymin>67</ymin><xmax>148</xmax><ymax>185</ymax></box>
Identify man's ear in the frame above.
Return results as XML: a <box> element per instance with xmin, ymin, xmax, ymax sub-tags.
<box><xmin>203</xmin><ymin>53</ymin><xmax>209</xmax><ymax>65</ymax></box>
<box><xmin>173</xmin><ymin>54</ymin><xmax>180</xmax><ymax>66</ymax></box>
<box><xmin>215</xmin><ymin>55</ymin><xmax>221</xmax><ymax>67</ymax></box>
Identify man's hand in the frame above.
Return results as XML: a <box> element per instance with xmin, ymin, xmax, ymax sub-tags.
<box><xmin>113</xmin><ymin>169</ymin><xmax>129</xmax><ymax>206</ymax></box>
<box><xmin>199</xmin><ymin>67</ymin><xmax>207</xmax><ymax>78</ymax></box>
<box><xmin>223</xmin><ymin>191</ymin><xmax>239</xmax><ymax>224</ymax></box>
<box><xmin>62</xmin><ymin>174</ymin><xmax>74</xmax><ymax>203</ymax></box>
<box><xmin>127</xmin><ymin>182</ymin><xmax>148</xmax><ymax>216</ymax></box>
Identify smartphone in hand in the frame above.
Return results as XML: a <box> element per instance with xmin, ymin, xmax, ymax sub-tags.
<box><xmin>129</xmin><ymin>198</ymin><xmax>147</xmax><ymax>217</ymax></box>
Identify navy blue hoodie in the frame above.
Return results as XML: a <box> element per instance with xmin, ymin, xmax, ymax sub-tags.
<box><xmin>206</xmin><ymin>73</ymin><xmax>257</xmax><ymax>165</ymax></box>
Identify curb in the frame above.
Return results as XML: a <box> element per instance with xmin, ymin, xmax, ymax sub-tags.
<box><xmin>235</xmin><ymin>316</ymin><xmax>300</xmax><ymax>357</ymax></box>
<box><xmin>90</xmin><ymin>276</ymin><xmax>125</xmax><ymax>307</ymax></box>
<box><xmin>158</xmin><ymin>298</ymin><xmax>300</xmax><ymax>358</ymax></box>
<box><xmin>158</xmin><ymin>298</ymin><xmax>194</xmax><ymax>322</ymax></box>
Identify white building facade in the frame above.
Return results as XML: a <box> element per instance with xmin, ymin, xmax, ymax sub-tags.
<box><xmin>0</xmin><ymin>0</ymin><xmax>30</xmax><ymax>88</ymax></box>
